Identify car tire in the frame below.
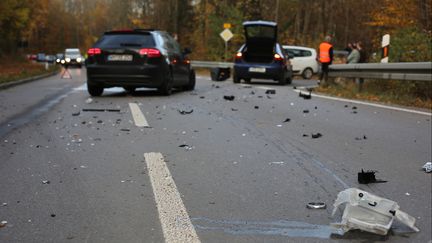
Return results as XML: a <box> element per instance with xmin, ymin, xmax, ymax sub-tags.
<box><xmin>87</xmin><ymin>82</ymin><xmax>103</xmax><ymax>96</ymax></box>
<box><xmin>233</xmin><ymin>74</ymin><xmax>240</xmax><ymax>83</ymax></box>
<box><xmin>159</xmin><ymin>71</ymin><xmax>173</xmax><ymax>96</ymax></box>
<box><xmin>184</xmin><ymin>70</ymin><xmax>196</xmax><ymax>91</ymax></box>
<box><xmin>302</xmin><ymin>68</ymin><xmax>313</xmax><ymax>79</ymax></box>
<box><xmin>278</xmin><ymin>71</ymin><xmax>287</xmax><ymax>85</ymax></box>
<box><xmin>244</xmin><ymin>78</ymin><xmax>251</xmax><ymax>84</ymax></box>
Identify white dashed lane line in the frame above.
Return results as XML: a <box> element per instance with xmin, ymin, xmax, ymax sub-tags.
<box><xmin>129</xmin><ymin>103</ymin><xmax>150</xmax><ymax>127</ymax></box>
<box><xmin>144</xmin><ymin>152</ymin><xmax>201</xmax><ymax>243</ymax></box>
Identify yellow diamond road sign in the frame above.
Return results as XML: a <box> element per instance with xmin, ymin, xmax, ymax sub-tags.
<box><xmin>220</xmin><ymin>28</ymin><xmax>233</xmax><ymax>42</ymax></box>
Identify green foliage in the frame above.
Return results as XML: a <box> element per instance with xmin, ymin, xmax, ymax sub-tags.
<box><xmin>389</xmin><ymin>27</ymin><xmax>432</xmax><ymax>62</ymax></box>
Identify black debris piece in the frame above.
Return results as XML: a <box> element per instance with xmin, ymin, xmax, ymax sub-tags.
<box><xmin>266</xmin><ymin>95</ymin><xmax>272</xmax><ymax>99</ymax></box>
<box><xmin>303</xmin><ymin>134</ymin><xmax>309</xmax><ymax>137</ymax></box>
<box><xmin>265</xmin><ymin>89</ymin><xmax>276</xmax><ymax>94</ymax></box>
<box><xmin>303</xmin><ymin>110</ymin><xmax>310</xmax><ymax>113</ymax></box>
<box><xmin>51</xmin><ymin>214</ymin><xmax>56</xmax><ymax>217</ymax></box>
<box><xmin>178</xmin><ymin>144</ymin><xmax>189</xmax><ymax>148</ymax></box>
<box><xmin>315</xmin><ymin>106</ymin><xmax>318</xmax><ymax>110</ymax></box>
<box><xmin>120</xmin><ymin>128</ymin><xmax>131</xmax><ymax>132</ymax></box>
<box><xmin>254</xmin><ymin>106</ymin><xmax>259</xmax><ymax>109</ymax></box>
<box><xmin>352</xmin><ymin>106</ymin><xmax>357</xmax><ymax>110</ymax></box>
<box><xmin>231</xmin><ymin>108</ymin><xmax>238</xmax><ymax>111</ymax></box>
<box><xmin>363</xmin><ymin>135</ymin><xmax>367</xmax><ymax>139</ymax></box>
<box><xmin>42</xmin><ymin>180</ymin><xmax>50</xmax><ymax>184</ymax></box>
<box><xmin>257</xmin><ymin>95</ymin><xmax>263</xmax><ymax>98</ymax></box>
<box><xmin>283</xmin><ymin>118</ymin><xmax>291</xmax><ymax>123</ymax></box>
<box><xmin>199</xmin><ymin>96</ymin><xmax>205</xmax><ymax>99</ymax></box>
<box><xmin>82</xmin><ymin>108</ymin><xmax>120</xmax><ymax>112</ymax></box>
<box><xmin>358</xmin><ymin>169</ymin><xmax>387</xmax><ymax>184</ymax></box>
<box><xmin>352</xmin><ymin>111</ymin><xmax>358</xmax><ymax>114</ymax></box>
<box><xmin>344</xmin><ymin>105</ymin><xmax>349</xmax><ymax>108</ymax></box>
<box><xmin>293</xmin><ymin>86</ymin><xmax>297</xmax><ymax>89</ymax></box>
<box><xmin>250</xmin><ymin>91</ymin><xmax>255</xmax><ymax>95</ymax></box>
<box><xmin>311</xmin><ymin>133</ymin><xmax>322</xmax><ymax>139</ymax></box>
<box><xmin>178</xmin><ymin>109</ymin><xmax>194</xmax><ymax>115</ymax></box>
<box><xmin>223</xmin><ymin>95</ymin><xmax>235</xmax><ymax>101</ymax></box>
<box><xmin>97</xmin><ymin>120</ymin><xmax>103</xmax><ymax>124</ymax></box>
<box><xmin>72</xmin><ymin>111</ymin><xmax>80</xmax><ymax>116</ymax></box>
<box><xmin>299</xmin><ymin>91</ymin><xmax>312</xmax><ymax>99</ymax></box>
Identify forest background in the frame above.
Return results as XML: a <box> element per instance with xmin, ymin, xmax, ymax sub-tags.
<box><xmin>1</xmin><ymin>0</ymin><xmax>431</xmax><ymax>106</ymax></box>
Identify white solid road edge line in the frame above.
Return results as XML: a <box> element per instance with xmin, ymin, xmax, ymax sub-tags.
<box><xmin>128</xmin><ymin>103</ymin><xmax>150</xmax><ymax>127</ymax></box>
<box><xmin>144</xmin><ymin>152</ymin><xmax>201</xmax><ymax>243</ymax></box>
<box><xmin>292</xmin><ymin>89</ymin><xmax>432</xmax><ymax>116</ymax></box>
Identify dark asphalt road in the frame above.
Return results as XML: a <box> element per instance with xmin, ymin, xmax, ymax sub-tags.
<box><xmin>0</xmin><ymin>68</ymin><xmax>431</xmax><ymax>242</ymax></box>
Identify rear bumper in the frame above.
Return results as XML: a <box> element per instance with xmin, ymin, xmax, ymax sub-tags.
<box><xmin>86</xmin><ymin>64</ymin><xmax>166</xmax><ymax>88</ymax></box>
<box><xmin>234</xmin><ymin>62</ymin><xmax>285</xmax><ymax>79</ymax></box>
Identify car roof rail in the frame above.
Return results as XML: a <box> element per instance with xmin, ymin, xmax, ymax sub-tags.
<box><xmin>134</xmin><ymin>28</ymin><xmax>159</xmax><ymax>32</ymax></box>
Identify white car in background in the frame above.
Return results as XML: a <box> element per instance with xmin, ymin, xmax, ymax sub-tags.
<box><xmin>282</xmin><ymin>45</ymin><xmax>318</xmax><ymax>79</ymax></box>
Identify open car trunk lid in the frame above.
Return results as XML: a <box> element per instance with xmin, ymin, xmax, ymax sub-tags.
<box><xmin>242</xmin><ymin>21</ymin><xmax>278</xmax><ymax>63</ymax></box>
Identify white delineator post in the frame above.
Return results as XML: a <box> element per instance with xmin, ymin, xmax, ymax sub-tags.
<box><xmin>381</xmin><ymin>34</ymin><xmax>390</xmax><ymax>63</ymax></box>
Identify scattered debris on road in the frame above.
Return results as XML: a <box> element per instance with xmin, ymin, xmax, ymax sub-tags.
<box><xmin>82</xmin><ymin>108</ymin><xmax>121</xmax><ymax>112</ymax></box>
<box><xmin>72</xmin><ymin>111</ymin><xmax>80</xmax><ymax>116</ymax></box>
<box><xmin>299</xmin><ymin>91</ymin><xmax>312</xmax><ymax>99</ymax></box>
<box><xmin>422</xmin><ymin>162</ymin><xmax>432</xmax><ymax>173</ymax></box>
<box><xmin>178</xmin><ymin>109</ymin><xmax>194</xmax><ymax>115</ymax></box>
<box><xmin>254</xmin><ymin>106</ymin><xmax>259</xmax><ymax>109</ymax></box>
<box><xmin>50</xmin><ymin>214</ymin><xmax>56</xmax><ymax>218</ymax></box>
<box><xmin>283</xmin><ymin>118</ymin><xmax>291</xmax><ymax>123</ymax></box>
<box><xmin>223</xmin><ymin>95</ymin><xmax>235</xmax><ymax>101</ymax></box>
<box><xmin>231</xmin><ymin>108</ymin><xmax>238</xmax><ymax>111</ymax></box>
<box><xmin>311</xmin><ymin>133</ymin><xmax>322</xmax><ymax>139</ymax></box>
<box><xmin>199</xmin><ymin>96</ymin><xmax>205</xmax><ymax>99</ymax></box>
<box><xmin>306</xmin><ymin>202</ymin><xmax>326</xmax><ymax>209</ymax></box>
<box><xmin>120</xmin><ymin>128</ymin><xmax>130</xmax><ymax>132</ymax></box>
<box><xmin>269</xmin><ymin>161</ymin><xmax>284</xmax><ymax>165</ymax></box>
<box><xmin>85</xmin><ymin>98</ymin><xmax>93</xmax><ymax>104</ymax></box>
<box><xmin>303</xmin><ymin>134</ymin><xmax>309</xmax><ymax>137</ymax></box>
<box><xmin>1</xmin><ymin>203</ymin><xmax>7</xmax><ymax>207</ymax></box>
<box><xmin>0</xmin><ymin>221</ymin><xmax>7</xmax><ymax>228</ymax></box>
<box><xmin>42</xmin><ymin>180</ymin><xmax>50</xmax><ymax>184</ymax></box>
<box><xmin>179</xmin><ymin>144</ymin><xmax>194</xmax><ymax>150</ymax></box>
<box><xmin>303</xmin><ymin>110</ymin><xmax>310</xmax><ymax>113</ymax></box>
<box><xmin>358</xmin><ymin>169</ymin><xmax>387</xmax><ymax>184</ymax></box>
<box><xmin>265</xmin><ymin>89</ymin><xmax>276</xmax><ymax>94</ymax></box>
<box><xmin>331</xmin><ymin>188</ymin><xmax>419</xmax><ymax>235</ymax></box>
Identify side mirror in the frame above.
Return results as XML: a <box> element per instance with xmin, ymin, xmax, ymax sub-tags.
<box><xmin>183</xmin><ymin>47</ymin><xmax>192</xmax><ymax>55</ymax></box>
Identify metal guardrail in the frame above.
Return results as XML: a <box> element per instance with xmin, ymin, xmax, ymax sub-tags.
<box><xmin>191</xmin><ymin>61</ymin><xmax>432</xmax><ymax>81</ymax></box>
<box><xmin>329</xmin><ymin>62</ymin><xmax>432</xmax><ymax>81</ymax></box>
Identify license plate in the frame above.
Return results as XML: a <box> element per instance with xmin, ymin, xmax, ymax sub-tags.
<box><xmin>249</xmin><ymin>67</ymin><xmax>266</xmax><ymax>73</ymax></box>
<box><xmin>107</xmin><ymin>55</ymin><xmax>133</xmax><ymax>61</ymax></box>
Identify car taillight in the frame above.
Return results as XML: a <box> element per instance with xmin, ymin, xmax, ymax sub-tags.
<box><xmin>235</xmin><ymin>52</ymin><xmax>243</xmax><ymax>59</ymax></box>
<box><xmin>139</xmin><ymin>48</ymin><xmax>161</xmax><ymax>58</ymax></box>
<box><xmin>87</xmin><ymin>48</ymin><xmax>101</xmax><ymax>56</ymax></box>
<box><xmin>274</xmin><ymin>53</ymin><xmax>283</xmax><ymax>61</ymax></box>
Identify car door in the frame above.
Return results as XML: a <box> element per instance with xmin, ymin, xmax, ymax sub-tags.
<box><xmin>161</xmin><ymin>33</ymin><xmax>187</xmax><ymax>85</ymax></box>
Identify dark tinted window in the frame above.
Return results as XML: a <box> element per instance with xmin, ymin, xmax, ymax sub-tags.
<box><xmin>285</xmin><ymin>48</ymin><xmax>312</xmax><ymax>57</ymax></box>
<box><xmin>246</xmin><ymin>26</ymin><xmax>275</xmax><ymax>39</ymax></box>
<box><xmin>96</xmin><ymin>34</ymin><xmax>155</xmax><ymax>47</ymax></box>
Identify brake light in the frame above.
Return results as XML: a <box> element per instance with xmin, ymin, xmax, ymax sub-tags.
<box><xmin>274</xmin><ymin>53</ymin><xmax>283</xmax><ymax>61</ymax></box>
<box><xmin>87</xmin><ymin>48</ymin><xmax>101</xmax><ymax>56</ymax></box>
<box><xmin>235</xmin><ymin>52</ymin><xmax>242</xmax><ymax>59</ymax></box>
<box><xmin>139</xmin><ymin>48</ymin><xmax>161</xmax><ymax>58</ymax></box>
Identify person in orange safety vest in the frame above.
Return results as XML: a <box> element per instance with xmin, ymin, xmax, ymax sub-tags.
<box><xmin>318</xmin><ymin>35</ymin><xmax>334</xmax><ymax>84</ymax></box>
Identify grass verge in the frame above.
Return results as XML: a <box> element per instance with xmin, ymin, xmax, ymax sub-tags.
<box><xmin>0</xmin><ymin>57</ymin><xmax>59</xmax><ymax>85</ymax></box>
<box><xmin>316</xmin><ymin>78</ymin><xmax>432</xmax><ymax>110</ymax></box>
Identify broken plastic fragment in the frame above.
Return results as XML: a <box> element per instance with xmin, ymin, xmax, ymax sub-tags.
<box><xmin>311</xmin><ymin>133</ymin><xmax>322</xmax><ymax>139</ymax></box>
<box><xmin>358</xmin><ymin>169</ymin><xmax>387</xmax><ymax>184</ymax></box>
<box><xmin>42</xmin><ymin>180</ymin><xmax>50</xmax><ymax>184</ymax></box>
<box><xmin>0</xmin><ymin>221</ymin><xmax>7</xmax><ymax>228</ymax></box>
<box><xmin>307</xmin><ymin>202</ymin><xmax>326</xmax><ymax>209</ymax></box>
<box><xmin>72</xmin><ymin>111</ymin><xmax>80</xmax><ymax>116</ymax></box>
<box><xmin>299</xmin><ymin>91</ymin><xmax>312</xmax><ymax>99</ymax></box>
<box><xmin>178</xmin><ymin>109</ymin><xmax>194</xmax><ymax>115</ymax></box>
<box><xmin>265</xmin><ymin>89</ymin><xmax>276</xmax><ymax>94</ymax></box>
<box><xmin>422</xmin><ymin>162</ymin><xmax>432</xmax><ymax>173</ymax></box>
<box><xmin>223</xmin><ymin>95</ymin><xmax>235</xmax><ymax>101</ymax></box>
<box><xmin>283</xmin><ymin>118</ymin><xmax>291</xmax><ymax>123</ymax></box>
<box><xmin>331</xmin><ymin>188</ymin><xmax>419</xmax><ymax>236</ymax></box>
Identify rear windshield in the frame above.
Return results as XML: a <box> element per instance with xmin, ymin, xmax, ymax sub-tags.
<box><xmin>96</xmin><ymin>33</ymin><xmax>155</xmax><ymax>47</ymax></box>
<box><xmin>246</xmin><ymin>26</ymin><xmax>275</xmax><ymax>39</ymax></box>
<box><xmin>285</xmin><ymin>49</ymin><xmax>312</xmax><ymax>57</ymax></box>
<box><xmin>65</xmin><ymin>50</ymin><xmax>80</xmax><ymax>55</ymax></box>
